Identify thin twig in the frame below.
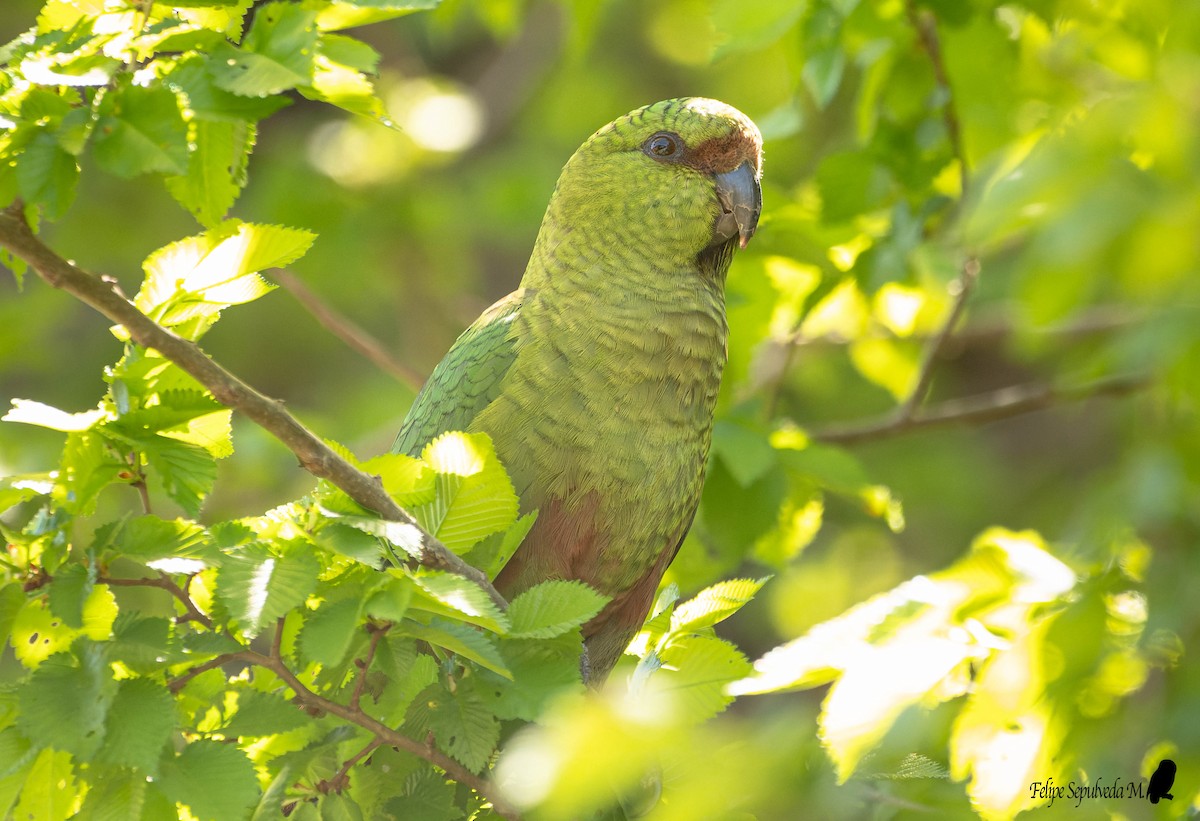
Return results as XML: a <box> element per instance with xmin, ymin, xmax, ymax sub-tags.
<box><xmin>162</xmin><ymin>621</ymin><xmax>520</xmax><ymax>816</ymax></box>
<box><xmin>0</xmin><ymin>203</ymin><xmax>508</xmax><ymax>613</ymax></box>
<box><xmin>321</xmin><ymin>739</ymin><xmax>382</xmax><ymax>793</ymax></box>
<box><xmin>810</xmin><ymin>373</ymin><xmax>1150</xmax><ymax>446</ymax></box>
<box><xmin>890</xmin><ymin>2</ymin><xmax>975</xmax><ymax>423</ymax></box>
<box><xmin>905</xmin><ymin>0</ymin><xmax>968</xmax><ymax>200</ymax></box>
<box><xmin>167</xmin><ymin>652</ymin><xmax>249</xmax><ymax>693</ymax></box>
<box><xmin>102</xmin><ymin>572</ymin><xmax>214</xmax><ymax>629</ymax></box>
<box><xmin>896</xmin><ymin>256</ymin><xmax>980</xmax><ymax>421</ymax></box>
<box><xmin>350</xmin><ymin>623</ymin><xmax>389</xmax><ymax>712</ymax></box>
<box><xmin>789</xmin><ymin>304</ymin><xmax>1143</xmax><ymax>350</ymax></box>
<box><xmin>247</xmin><ymin>648</ymin><xmax>522</xmax><ymax>820</ymax></box>
<box><xmin>273</xmin><ymin>269</ymin><xmax>424</xmax><ymax>391</ymax></box>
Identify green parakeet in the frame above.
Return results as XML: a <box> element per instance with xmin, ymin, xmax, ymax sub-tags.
<box><xmin>394</xmin><ymin>98</ymin><xmax>763</xmax><ymax>681</ymax></box>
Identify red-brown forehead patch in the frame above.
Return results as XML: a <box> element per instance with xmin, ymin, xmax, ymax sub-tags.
<box><xmin>683</xmin><ymin>128</ymin><xmax>761</xmax><ymax>175</ymax></box>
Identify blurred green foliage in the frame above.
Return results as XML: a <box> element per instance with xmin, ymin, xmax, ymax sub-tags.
<box><xmin>2</xmin><ymin>0</ymin><xmax>1199</xmax><ymax>819</ymax></box>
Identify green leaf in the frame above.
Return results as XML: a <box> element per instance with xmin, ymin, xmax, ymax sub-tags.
<box><xmin>221</xmin><ymin>688</ymin><xmax>308</xmax><ymax>738</ymax></box>
<box><xmin>47</xmin><ymin>563</ymin><xmax>95</xmax><ymax>629</ymax></box>
<box><xmin>0</xmin><ymin>727</ymin><xmax>36</xmax><ymax>781</ymax></box>
<box><xmin>374</xmin><ymin>643</ymin><xmax>438</xmax><ymax>725</ymax></box>
<box><xmin>17</xmin><ymin>645</ymin><xmax>116</xmax><ymax>760</ymax></box>
<box><xmin>135</xmin><ymin>222</ymin><xmax>312</xmax><ymax>338</ymax></box>
<box><xmin>166</xmin><ymin>119</ymin><xmax>255</xmax><ymax>227</ymax></box>
<box><xmin>92</xmin><ymin>82</ymin><xmax>189</xmax><ymax>177</ymax></box>
<box><xmin>11</xmin><ymin>597</ymin><xmax>76</xmax><ymax>668</ymax></box>
<box><xmin>399</xmin><ymin>617</ymin><xmax>510</xmax><ymax>679</ymax></box>
<box><xmin>15</xmin><ymin>129</ymin><xmax>78</xmax><ymax>219</ymax></box>
<box><xmin>114</xmin><ymin>515</ymin><xmax>209</xmax><ymax>563</ymax></box>
<box><xmin>3</xmin><ymin>399</ymin><xmax>104</xmax><ymax>431</ymax></box>
<box><xmin>413</xmin><ymin>432</ymin><xmax>520</xmax><ymax>554</ymax></box>
<box><xmin>461</xmin><ymin>510</ymin><xmax>536</xmax><ymax>579</ymax></box>
<box><xmin>159</xmin><ymin>740</ymin><xmax>259</xmax><ymax>821</ymax></box>
<box><xmin>300</xmin><ymin>56</ymin><xmax>386</xmax><ymax>120</ymax></box>
<box><xmin>384</xmin><ymin>766</ymin><xmax>460</xmax><ymax>821</ymax></box>
<box><xmin>143</xmin><ymin>438</ymin><xmax>216</xmax><ymax>517</ymax></box>
<box><xmin>57</xmin><ymin>432</ymin><xmax>124</xmax><ymax>516</ymax></box>
<box><xmin>711</xmin><ymin>419</ymin><xmax>776</xmax><ymax>487</ymax></box>
<box><xmin>405</xmin><ymin>682</ymin><xmax>499</xmax><ymax>773</ymax></box>
<box><xmin>0</xmin><ymin>474</ymin><xmax>53</xmax><ymax>512</ymax></box>
<box><xmin>76</xmin><ymin>768</ymin><xmax>150</xmax><ymax>821</ymax></box>
<box><xmin>318</xmin><ymin>33</ymin><xmax>380</xmax><ymax>73</ymax></box>
<box><xmin>298</xmin><ymin>596</ymin><xmax>363</xmax><ymax>667</ymax></box>
<box><xmin>216</xmin><ymin>543</ymin><xmax>320</xmax><ymax>637</ymax></box>
<box><xmin>407</xmin><ymin>568</ymin><xmax>509</xmax><ymax>634</ymax></box>
<box><xmin>313</xmin><ymin>521</ymin><xmax>388</xmax><ymax>565</ymax></box>
<box><xmin>320</xmin><ymin>792</ymin><xmax>365</xmax><ymax>821</ymax></box>
<box><xmin>163</xmin><ymin>54</ymin><xmax>292</xmax><ymax>122</ymax></box>
<box><xmin>107</xmin><ymin>614</ymin><xmax>174</xmax><ymax>673</ymax></box>
<box><xmin>96</xmin><ymin>678</ymin><xmax>175</xmax><ymax>775</ymax></box>
<box><xmin>803</xmin><ymin>46</ymin><xmax>846</xmax><ymax>109</ymax></box>
<box><xmin>359</xmin><ymin>452</ymin><xmax>436</xmax><ymax>507</ymax></box>
<box><xmin>208</xmin><ymin>3</ymin><xmax>319</xmax><ymax>96</ymax></box>
<box><xmin>13</xmin><ymin>749</ymin><xmax>78</xmax><ymax>821</ymax></box>
<box><xmin>670</xmin><ymin>577</ymin><xmax>770</xmax><ymax>633</ymax></box>
<box><xmin>316</xmin><ymin>0</ymin><xmax>441</xmax><ymax>32</ymax></box>
<box><xmin>508</xmin><ymin>579</ymin><xmax>608</xmax><ymax>639</ymax></box>
<box><xmin>485</xmin><ymin>633</ymin><xmax>584</xmax><ymax>720</ymax></box>
<box><xmin>643</xmin><ymin>634</ymin><xmax>750</xmax><ymax>722</ymax></box>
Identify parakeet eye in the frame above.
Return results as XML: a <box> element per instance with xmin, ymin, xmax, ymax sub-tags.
<box><xmin>644</xmin><ymin>133</ymin><xmax>681</xmax><ymax>158</ymax></box>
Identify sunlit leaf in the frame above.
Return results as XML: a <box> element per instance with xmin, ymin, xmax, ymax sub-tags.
<box><xmin>208</xmin><ymin>3</ymin><xmax>319</xmax><ymax>96</ymax></box>
<box><xmin>414</xmin><ymin>432</ymin><xmax>520</xmax><ymax>554</ymax></box>
<box><xmin>670</xmin><ymin>577</ymin><xmax>769</xmax><ymax>633</ymax></box>
<box><xmin>408</xmin><ymin>568</ymin><xmax>509</xmax><ymax>633</ymax></box>
<box><xmin>508</xmin><ymin>580</ymin><xmax>608</xmax><ymax>640</ymax></box>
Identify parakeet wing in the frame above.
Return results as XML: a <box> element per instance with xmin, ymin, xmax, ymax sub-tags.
<box><xmin>391</xmin><ymin>290</ymin><xmax>523</xmax><ymax>457</ymax></box>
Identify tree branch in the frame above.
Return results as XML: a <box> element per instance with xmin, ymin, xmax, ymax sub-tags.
<box><xmin>896</xmin><ymin>255</ymin><xmax>980</xmax><ymax>421</ymax></box>
<box><xmin>892</xmin><ymin>3</ymin><xmax>975</xmax><ymax>422</ymax></box>
<box><xmin>905</xmin><ymin>0</ymin><xmax>968</xmax><ymax>200</ymax></box>
<box><xmin>102</xmin><ymin>572</ymin><xmax>214</xmax><ymax>629</ymax></box>
<box><xmin>162</xmin><ymin>621</ymin><xmax>521</xmax><ymax>817</ymax></box>
<box><xmin>810</xmin><ymin>373</ymin><xmax>1150</xmax><ymax>446</ymax></box>
<box><xmin>247</xmin><ymin>647</ymin><xmax>522</xmax><ymax>820</ymax></box>
<box><xmin>273</xmin><ymin>269</ymin><xmax>424</xmax><ymax>391</ymax></box>
<box><xmin>0</xmin><ymin>204</ymin><xmax>507</xmax><ymax>612</ymax></box>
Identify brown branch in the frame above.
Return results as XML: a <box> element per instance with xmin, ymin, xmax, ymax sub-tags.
<box><xmin>103</xmin><ymin>572</ymin><xmax>214</xmax><ymax>629</ymax></box>
<box><xmin>891</xmin><ymin>2</ymin><xmax>975</xmax><ymax>423</ymax></box>
<box><xmin>905</xmin><ymin>0</ymin><xmax>968</xmax><ymax>200</ymax></box>
<box><xmin>247</xmin><ymin>648</ymin><xmax>522</xmax><ymax>820</ymax></box>
<box><xmin>162</xmin><ymin>621</ymin><xmax>520</xmax><ymax>817</ymax></box>
<box><xmin>351</xmin><ymin>623</ymin><xmax>389</xmax><ymax>712</ymax></box>
<box><xmin>320</xmin><ymin>739</ymin><xmax>382</xmax><ymax>793</ymax></box>
<box><xmin>810</xmin><ymin>373</ymin><xmax>1150</xmax><ymax>446</ymax></box>
<box><xmin>0</xmin><ymin>204</ymin><xmax>507</xmax><ymax>613</ymax></box>
<box><xmin>273</xmin><ymin>269</ymin><xmax>424</xmax><ymax>391</ymax></box>
<box><xmin>789</xmin><ymin>304</ymin><xmax>1143</xmax><ymax>351</ymax></box>
<box><xmin>896</xmin><ymin>256</ymin><xmax>980</xmax><ymax>421</ymax></box>
<box><xmin>167</xmin><ymin>652</ymin><xmax>248</xmax><ymax>693</ymax></box>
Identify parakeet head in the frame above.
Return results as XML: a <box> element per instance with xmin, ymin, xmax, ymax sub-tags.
<box><xmin>531</xmin><ymin>98</ymin><xmax>763</xmax><ymax>281</ymax></box>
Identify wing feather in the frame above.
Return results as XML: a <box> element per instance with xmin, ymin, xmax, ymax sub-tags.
<box><xmin>391</xmin><ymin>290</ymin><xmax>524</xmax><ymax>456</ymax></box>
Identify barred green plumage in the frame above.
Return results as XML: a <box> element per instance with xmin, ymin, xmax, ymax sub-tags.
<box><xmin>394</xmin><ymin>98</ymin><xmax>763</xmax><ymax>681</ymax></box>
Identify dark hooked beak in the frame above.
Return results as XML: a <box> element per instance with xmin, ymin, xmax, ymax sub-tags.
<box><xmin>713</xmin><ymin>160</ymin><xmax>762</xmax><ymax>250</ymax></box>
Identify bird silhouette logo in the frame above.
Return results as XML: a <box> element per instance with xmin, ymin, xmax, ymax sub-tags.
<box><xmin>1147</xmin><ymin>758</ymin><xmax>1176</xmax><ymax>804</ymax></box>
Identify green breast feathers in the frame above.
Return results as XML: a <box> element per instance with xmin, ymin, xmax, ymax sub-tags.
<box><xmin>394</xmin><ymin>97</ymin><xmax>763</xmax><ymax>681</ymax></box>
